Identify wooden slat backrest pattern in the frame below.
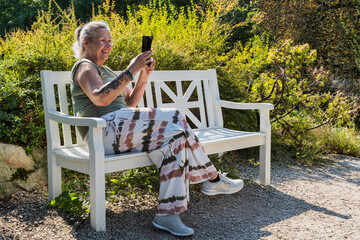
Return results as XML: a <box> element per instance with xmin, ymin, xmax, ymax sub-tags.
<box><xmin>117</xmin><ymin>69</ymin><xmax>223</xmax><ymax>130</ymax></box>
<box><xmin>42</xmin><ymin>71</ymin><xmax>82</xmax><ymax>148</ymax></box>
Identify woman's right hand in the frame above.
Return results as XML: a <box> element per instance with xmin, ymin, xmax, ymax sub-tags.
<box><xmin>127</xmin><ymin>50</ymin><xmax>152</xmax><ymax>76</ymax></box>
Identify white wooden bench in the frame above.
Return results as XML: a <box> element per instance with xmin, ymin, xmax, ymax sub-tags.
<box><xmin>41</xmin><ymin>69</ymin><xmax>273</xmax><ymax>231</ymax></box>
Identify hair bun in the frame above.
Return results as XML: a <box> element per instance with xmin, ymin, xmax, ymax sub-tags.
<box><xmin>75</xmin><ymin>26</ymin><xmax>84</xmax><ymax>41</ymax></box>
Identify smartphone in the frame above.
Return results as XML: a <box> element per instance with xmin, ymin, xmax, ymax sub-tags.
<box><xmin>142</xmin><ymin>35</ymin><xmax>153</xmax><ymax>52</ymax></box>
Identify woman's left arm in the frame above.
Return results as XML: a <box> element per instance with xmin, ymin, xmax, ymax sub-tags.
<box><xmin>126</xmin><ymin>58</ymin><xmax>156</xmax><ymax>107</ymax></box>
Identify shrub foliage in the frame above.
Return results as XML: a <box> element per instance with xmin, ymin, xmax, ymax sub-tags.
<box><xmin>0</xmin><ymin>0</ymin><xmax>359</xmax><ymax>160</ymax></box>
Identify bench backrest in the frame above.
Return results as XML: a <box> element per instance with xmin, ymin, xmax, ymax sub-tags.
<box><xmin>41</xmin><ymin>69</ymin><xmax>224</xmax><ymax>148</ymax></box>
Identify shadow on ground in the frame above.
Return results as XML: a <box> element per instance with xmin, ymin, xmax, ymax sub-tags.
<box><xmin>61</xmin><ymin>182</ymin><xmax>349</xmax><ymax>240</ymax></box>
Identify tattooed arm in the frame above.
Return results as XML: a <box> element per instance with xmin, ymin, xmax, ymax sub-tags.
<box><xmin>75</xmin><ymin>50</ymin><xmax>152</xmax><ymax>107</ymax></box>
<box><xmin>74</xmin><ymin>62</ymin><xmax>132</xmax><ymax>106</ymax></box>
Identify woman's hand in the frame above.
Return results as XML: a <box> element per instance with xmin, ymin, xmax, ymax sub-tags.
<box><xmin>140</xmin><ymin>57</ymin><xmax>156</xmax><ymax>78</ymax></box>
<box><xmin>127</xmin><ymin>50</ymin><xmax>153</xmax><ymax>76</ymax></box>
<box><xmin>146</xmin><ymin>57</ymin><xmax>156</xmax><ymax>71</ymax></box>
<box><xmin>126</xmin><ymin>52</ymin><xmax>156</xmax><ymax>107</ymax></box>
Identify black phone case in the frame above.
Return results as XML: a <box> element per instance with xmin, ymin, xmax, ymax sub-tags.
<box><xmin>142</xmin><ymin>35</ymin><xmax>153</xmax><ymax>52</ymax></box>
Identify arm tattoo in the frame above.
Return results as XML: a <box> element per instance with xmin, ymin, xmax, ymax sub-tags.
<box><xmin>96</xmin><ymin>72</ymin><xmax>127</xmax><ymax>95</ymax></box>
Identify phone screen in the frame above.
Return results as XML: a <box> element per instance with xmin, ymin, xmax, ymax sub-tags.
<box><xmin>142</xmin><ymin>35</ymin><xmax>153</xmax><ymax>52</ymax></box>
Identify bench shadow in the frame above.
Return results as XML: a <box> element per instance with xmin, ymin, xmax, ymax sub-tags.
<box><xmin>62</xmin><ymin>181</ymin><xmax>350</xmax><ymax>240</ymax></box>
<box><xmin>186</xmin><ymin>183</ymin><xmax>350</xmax><ymax>239</ymax></box>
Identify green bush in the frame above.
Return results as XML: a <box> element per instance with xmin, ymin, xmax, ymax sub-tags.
<box><xmin>315</xmin><ymin>125</ymin><xmax>360</xmax><ymax>157</ymax></box>
<box><xmin>221</xmin><ymin>36</ymin><xmax>360</xmax><ymax>159</ymax></box>
<box><xmin>0</xmin><ymin>0</ymin><xmax>358</xmax><ymax>159</ymax></box>
<box><xmin>0</xmin><ymin>6</ymin><xmax>76</xmax><ymax>151</ymax></box>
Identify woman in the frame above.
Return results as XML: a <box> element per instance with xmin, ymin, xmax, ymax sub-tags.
<box><xmin>71</xmin><ymin>21</ymin><xmax>244</xmax><ymax>237</ymax></box>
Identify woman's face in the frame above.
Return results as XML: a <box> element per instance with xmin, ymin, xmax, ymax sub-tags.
<box><xmin>84</xmin><ymin>27</ymin><xmax>112</xmax><ymax>65</ymax></box>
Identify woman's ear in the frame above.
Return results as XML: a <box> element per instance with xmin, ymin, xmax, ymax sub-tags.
<box><xmin>83</xmin><ymin>37</ymin><xmax>89</xmax><ymax>48</ymax></box>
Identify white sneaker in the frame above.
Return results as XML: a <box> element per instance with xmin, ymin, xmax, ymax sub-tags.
<box><xmin>201</xmin><ymin>172</ymin><xmax>244</xmax><ymax>195</ymax></box>
<box><xmin>153</xmin><ymin>214</ymin><xmax>194</xmax><ymax>236</ymax></box>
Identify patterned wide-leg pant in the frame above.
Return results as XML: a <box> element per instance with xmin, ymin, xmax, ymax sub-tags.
<box><xmin>99</xmin><ymin>107</ymin><xmax>218</xmax><ymax>215</ymax></box>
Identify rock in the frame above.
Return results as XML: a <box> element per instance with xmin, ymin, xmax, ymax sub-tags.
<box><xmin>31</xmin><ymin>148</ymin><xmax>47</xmax><ymax>167</ymax></box>
<box><xmin>0</xmin><ymin>144</ymin><xmax>47</xmax><ymax>197</ymax></box>
<box><xmin>0</xmin><ymin>182</ymin><xmax>18</xmax><ymax>196</ymax></box>
<box><xmin>0</xmin><ymin>143</ymin><xmax>35</xmax><ymax>170</ymax></box>
<box><xmin>17</xmin><ymin>167</ymin><xmax>48</xmax><ymax>191</ymax></box>
<box><xmin>0</xmin><ymin>161</ymin><xmax>16</xmax><ymax>183</ymax></box>
<box><xmin>0</xmin><ymin>161</ymin><xmax>17</xmax><ymax>196</ymax></box>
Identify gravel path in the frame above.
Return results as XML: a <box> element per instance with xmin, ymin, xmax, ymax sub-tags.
<box><xmin>1</xmin><ymin>154</ymin><xmax>359</xmax><ymax>239</ymax></box>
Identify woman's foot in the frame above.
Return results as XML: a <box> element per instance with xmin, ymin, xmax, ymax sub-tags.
<box><xmin>152</xmin><ymin>214</ymin><xmax>194</xmax><ymax>236</ymax></box>
<box><xmin>201</xmin><ymin>172</ymin><xmax>244</xmax><ymax>195</ymax></box>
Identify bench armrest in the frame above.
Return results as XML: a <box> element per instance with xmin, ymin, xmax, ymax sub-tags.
<box><xmin>216</xmin><ymin>100</ymin><xmax>272</xmax><ymax>134</ymax></box>
<box><xmin>216</xmin><ymin>100</ymin><xmax>274</xmax><ymax>110</ymax></box>
<box><xmin>47</xmin><ymin>111</ymin><xmax>106</xmax><ymax>128</ymax></box>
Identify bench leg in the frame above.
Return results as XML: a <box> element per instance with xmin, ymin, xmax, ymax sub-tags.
<box><xmin>259</xmin><ymin>144</ymin><xmax>271</xmax><ymax>185</ymax></box>
<box><xmin>88</xmin><ymin>127</ymin><xmax>107</xmax><ymax>231</ymax></box>
<box><xmin>90</xmin><ymin>166</ymin><xmax>106</xmax><ymax>231</ymax></box>
<box><xmin>259</xmin><ymin>109</ymin><xmax>271</xmax><ymax>185</ymax></box>
<box><xmin>48</xmin><ymin>153</ymin><xmax>62</xmax><ymax>200</ymax></box>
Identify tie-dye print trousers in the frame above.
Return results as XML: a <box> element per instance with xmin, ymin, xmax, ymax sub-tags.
<box><xmin>97</xmin><ymin>107</ymin><xmax>218</xmax><ymax>215</ymax></box>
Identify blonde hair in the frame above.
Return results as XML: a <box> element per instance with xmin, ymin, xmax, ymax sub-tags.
<box><xmin>72</xmin><ymin>21</ymin><xmax>110</xmax><ymax>59</ymax></box>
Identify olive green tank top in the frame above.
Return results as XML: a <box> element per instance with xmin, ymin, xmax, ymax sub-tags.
<box><xmin>70</xmin><ymin>58</ymin><xmax>127</xmax><ymax>138</ymax></box>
